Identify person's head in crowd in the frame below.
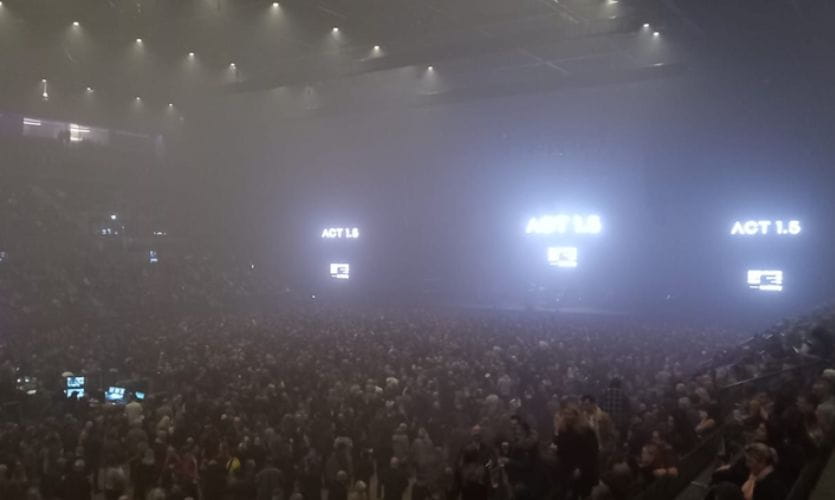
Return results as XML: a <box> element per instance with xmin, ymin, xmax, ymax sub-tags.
<box><xmin>556</xmin><ymin>404</ymin><xmax>588</xmax><ymax>433</ymax></box>
<box><xmin>816</xmin><ymin>401</ymin><xmax>835</xmax><ymax>443</ymax></box>
<box><xmin>470</xmin><ymin>424</ymin><xmax>483</xmax><ymax>444</ymax></box>
<box><xmin>580</xmin><ymin>394</ymin><xmax>598</xmax><ymax>414</ymax></box>
<box><xmin>813</xmin><ymin>378</ymin><xmax>834</xmax><ymax>403</ymax></box>
<box><xmin>510</xmin><ymin>414</ymin><xmax>530</xmax><ymax>436</ymax></box>
<box><xmin>797</xmin><ymin>393</ymin><xmax>820</xmax><ymax>419</ymax></box>
<box><xmin>640</xmin><ymin>442</ymin><xmax>658</xmax><ymax>464</ymax></box>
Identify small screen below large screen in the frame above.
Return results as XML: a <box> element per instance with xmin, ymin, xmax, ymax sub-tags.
<box><xmin>547</xmin><ymin>247</ymin><xmax>578</xmax><ymax>268</ymax></box>
<box><xmin>330</xmin><ymin>263</ymin><xmax>350</xmax><ymax>280</ymax></box>
<box><xmin>747</xmin><ymin>270</ymin><xmax>783</xmax><ymax>292</ymax></box>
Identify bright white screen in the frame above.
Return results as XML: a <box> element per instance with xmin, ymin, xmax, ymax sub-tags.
<box><xmin>731</xmin><ymin>220</ymin><xmax>801</xmax><ymax>236</ymax></box>
<box><xmin>747</xmin><ymin>270</ymin><xmax>783</xmax><ymax>292</ymax></box>
<box><xmin>330</xmin><ymin>263</ymin><xmax>350</xmax><ymax>280</ymax></box>
<box><xmin>547</xmin><ymin>247</ymin><xmax>578</xmax><ymax>268</ymax></box>
<box><xmin>525</xmin><ymin>214</ymin><xmax>601</xmax><ymax>235</ymax></box>
<box><xmin>322</xmin><ymin>227</ymin><xmax>360</xmax><ymax>239</ymax></box>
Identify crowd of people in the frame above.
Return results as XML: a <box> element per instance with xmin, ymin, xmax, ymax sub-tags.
<box><xmin>0</xmin><ymin>304</ymin><xmax>832</xmax><ymax>500</ymax></box>
<box><xmin>0</xmin><ymin>139</ymin><xmax>833</xmax><ymax>500</ymax></box>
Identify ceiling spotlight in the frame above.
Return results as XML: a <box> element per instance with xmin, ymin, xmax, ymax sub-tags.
<box><xmin>272</xmin><ymin>2</ymin><xmax>279</xmax><ymax>7</ymax></box>
<box><xmin>41</xmin><ymin>78</ymin><xmax>47</xmax><ymax>83</ymax></box>
<box><xmin>331</xmin><ymin>27</ymin><xmax>339</xmax><ymax>33</ymax></box>
<box><xmin>168</xmin><ymin>103</ymin><xmax>174</xmax><ymax>107</ymax></box>
<box><xmin>427</xmin><ymin>65</ymin><xmax>434</xmax><ymax>71</ymax></box>
<box><xmin>135</xmin><ymin>96</ymin><xmax>141</xmax><ymax>101</ymax></box>
<box><xmin>136</xmin><ymin>38</ymin><xmax>143</xmax><ymax>44</ymax></box>
<box><xmin>653</xmin><ymin>31</ymin><xmax>660</xmax><ymax>37</ymax></box>
<box><xmin>373</xmin><ymin>45</ymin><xmax>381</xmax><ymax>51</ymax></box>
<box><xmin>643</xmin><ymin>23</ymin><xmax>650</xmax><ymax>28</ymax></box>
<box><xmin>188</xmin><ymin>51</ymin><xmax>195</xmax><ymax>58</ymax></box>
<box><xmin>86</xmin><ymin>86</ymin><xmax>93</xmax><ymax>93</ymax></box>
<box><xmin>72</xmin><ymin>21</ymin><xmax>80</xmax><ymax>27</ymax></box>
<box><xmin>229</xmin><ymin>62</ymin><xmax>236</xmax><ymax>68</ymax></box>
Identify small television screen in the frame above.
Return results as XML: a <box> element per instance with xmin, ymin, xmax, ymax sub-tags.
<box><xmin>65</xmin><ymin>388</ymin><xmax>85</xmax><ymax>398</ymax></box>
<box><xmin>105</xmin><ymin>386</ymin><xmax>126</xmax><ymax>402</ymax></box>
<box><xmin>66</xmin><ymin>376</ymin><xmax>85</xmax><ymax>389</ymax></box>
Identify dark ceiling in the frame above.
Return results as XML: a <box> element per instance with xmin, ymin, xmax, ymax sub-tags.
<box><xmin>1</xmin><ymin>0</ymin><xmax>833</xmax><ymax>130</ymax></box>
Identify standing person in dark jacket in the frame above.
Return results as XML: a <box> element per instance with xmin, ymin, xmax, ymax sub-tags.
<box><xmin>457</xmin><ymin>426</ymin><xmax>496</xmax><ymax>500</ymax></box>
<box><xmin>58</xmin><ymin>459</ymin><xmax>91</xmax><ymax>500</ymax></box>
<box><xmin>380</xmin><ymin>457</ymin><xmax>409</xmax><ymax>500</ymax></box>
<box><xmin>504</xmin><ymin>415</ymin><xmax>539</xmax><ymax>495</ymax></box>
<box><xmin>553</xmin><ymin>405</ymin><xmax>599</xmax><ymax>500</ymax></box>
<box><xmin>255</xmin><ymin>459</ymin><xmax>283</xmax><ymax>500</ymax></box>
<box><xmin>133</xmin><ymin>449</ymin><xmax>159</xmax><ymax>500</ymax></box>
<box><xmin>201</xmin><ymin>459</ymin><xmax>227</xmax><ymax>500</ymax></box>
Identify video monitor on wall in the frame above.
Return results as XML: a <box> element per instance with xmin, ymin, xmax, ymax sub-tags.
<box><xmin>330</xmin><ymin>263</ymin><xmax>350</xmax><ymax>280</ymax></box>
<box><xmin>747</xmin><ymin>270</ymin><xmax>783</xmax><ymax>292</ymax></box>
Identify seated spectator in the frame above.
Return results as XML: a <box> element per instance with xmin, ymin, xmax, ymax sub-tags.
<box><xmin>636</xmin><ymin>442</ymin><xmax>677</xmax><ymax>487</ymax></box>
<box><xmin>741</xmin><ymin>443</ymin><xmax>787</xmax><ymax>500</ymax></box>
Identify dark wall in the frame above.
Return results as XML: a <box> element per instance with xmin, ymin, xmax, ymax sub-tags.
<box><xmin>179</xmin><ymin>61</ymin><xmax>835</xmax><ymax>319</ymax></box>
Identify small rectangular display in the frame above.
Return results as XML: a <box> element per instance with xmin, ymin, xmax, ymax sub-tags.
<box><xmin>747</xmin><ymin>270</ymin><xmax>783</xmax><ymax>292</ymax></box>
<box><xmin>65</xmin><ymin>388</ymin><xmax>85</xmax><ymax>398</ymax></box>
<box><xmin>105</xmin><ymin>386</ymin><xmax>126</xmax><ymax>402</ymax></box>
<box><xmin>330</xmin><ymin>263</ymin><xmax>350</xmax><ymax>280</ymax></box>
<box><xmin>547</xmin><ymin>247</ymin><xmax>578</xmax><ymax>268</ymax></box>
<box><xmin>66</xmin><ymin>376</ymin><xmax>85</xmax><ymax>388</ymax></box>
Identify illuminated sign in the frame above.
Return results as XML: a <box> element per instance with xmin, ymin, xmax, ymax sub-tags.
<box><xmin>747</xmin><ymin>270</ymin><xmax>783</xmax><ymax>292</ymax></box>
<box><xmin>525</xmin><ymin>214</ymin><xmax>601</xmax><ymax>235</ymax></box>
<box><xmin>330</xmin><ymin>263</ymin><xmax>350</xmax><ymax>280</ymax></box>
<box><xmin>731</xmin><ymin>220</ymin><xmax>801</xmax><ymax>236</ymax></box>
<box><xmin>321</xmin><ymin>227</ymin><xmax>360</xmax><ymax>239</ymax></box>
<box><xmin>547</xmin><ymin>247</ymin><xmax>578</xmax><ymax>268</ymax></box>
